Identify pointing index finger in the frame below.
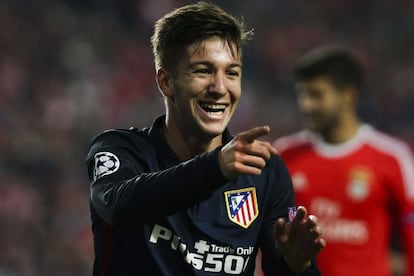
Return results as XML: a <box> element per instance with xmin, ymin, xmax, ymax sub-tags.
<box><xmin>239</xmin><ymin>126</ymin><xmax>271</xmax><ymax>143</ymax></box>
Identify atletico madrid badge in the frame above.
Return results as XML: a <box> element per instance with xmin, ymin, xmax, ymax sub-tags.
<box><xmin>224</xmin><ymin>187</ymin><xmax>258</xmax><ymax>228</ymax></box>
<box><xmin>288</xmin><ymin>207</ymin><xmax>297</xmax><ymax>222</ymax></box>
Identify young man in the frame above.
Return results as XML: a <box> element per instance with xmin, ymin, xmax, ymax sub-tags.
<box><xmin>86</xmin><ymin>2</ymin><xmax>325</xmax><ymax>275</ymax></box>
<box><xmin>273</xmin><ymin>46</ymin><xmax>414</xmax><ymax>275</ymax></box>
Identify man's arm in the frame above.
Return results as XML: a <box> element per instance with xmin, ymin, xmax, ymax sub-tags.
<box><xmin>87</xmin><ymin>126</ymin><xmax>277</xmax><ymax>227</ymax></box>
<box><xmin>87</xmin><ymin>131</ymin><xmax>228</xmax><ymax>226</ymax></box>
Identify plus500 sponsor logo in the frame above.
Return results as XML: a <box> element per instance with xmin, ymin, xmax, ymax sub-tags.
<box><xmin>149</xmin><ymin>224</ymin><xmax>254</xmax><ymax>274</ymax></box>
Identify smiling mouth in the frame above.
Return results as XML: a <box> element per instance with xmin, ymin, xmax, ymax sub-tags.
<box><xmin>199</xmin><ymin>103</ymin><xmax>227</xmax><ymax>113</ymax></box>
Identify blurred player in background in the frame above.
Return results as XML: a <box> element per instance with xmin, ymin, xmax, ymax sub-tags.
<box><xmin>86</xmin><ymin>2</ymin><xmax>325</xmax><ymax>275</ymax></box>
<box><xmin>273</xmin><ymin>45</ymin><xmax>414</xmax><ymax>275</ymax></box>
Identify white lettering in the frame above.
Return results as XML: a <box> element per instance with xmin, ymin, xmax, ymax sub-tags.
<box><xmin>205</xmin><ymin>254</ymin><xmax>224</xmax><ymax>272</ymax></box>
<box><xmin>187</xmin><ymin>252</ymin><xmax>203</xmax><ymax>270</ymax></box>
<box><xmin>148</xmin><ymin>224</ymin><xmax>255</xmax><ymax>273</ymax></box>
<box><xmin>211</xmin><ymin>244</ymin><xmax>233</xmax><ymax>253</ymax></box>
<box><xmin>194</xmin><ymin>240</ymin><xmax>210</xmax><ymax>254</ymax></box>
<box><xmin>171</xmin><ymin>234</ymin><xmax>180</xmax><ymax>250</ymax></box>
<box><xmin>236</xmin><ymin>246</ymin><xmax>253</xmax><ymax>255</ymax></box>
<box><xmin>311</xmin><ymin>197</ymin><xmax>342</xmax><ymax>217</ymax></box>
<box><xmin>321</xmin><ymin>219</ymin><xmax>368</xmax><ymax>244</ymax></box>
<box><xmin>149</xmin><ymin>224</ymin><xmax>172</xmax><ymax>243</ymax></box>
<box><xmin>224</xmin><ymin>255</ymin><xmax>244</xmax><ymax>274</ymax></box>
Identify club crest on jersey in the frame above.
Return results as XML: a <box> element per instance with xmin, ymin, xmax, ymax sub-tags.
<box><xmin>347</xmin><ymin>167</ymin><xmax>372</xmax><ymax>201</ymax></box>
<box><xmin>93</xmin><ymin>152</ymin><xmax>120</xmax><ymax>181</ymax></box>
<box><xmin>224</xmin><ymin>187</ymin><xmax>258</xmax><ymax>228</ymax></box>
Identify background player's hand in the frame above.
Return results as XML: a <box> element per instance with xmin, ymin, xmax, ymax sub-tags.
<box><xmin>273</xmin><ymin>206</ymin><xmax>326</xmax><ymax>273</ymax></box>
<box><xmin>218</xmin><ymin>126</ymin><xmax>278</xmax><ymax>179</ymax></box>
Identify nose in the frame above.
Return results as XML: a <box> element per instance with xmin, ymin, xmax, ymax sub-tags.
<box><xmin>208</xmin><ymin>72</ymin><xmax>227</xmax><ymax>96</ymax></box>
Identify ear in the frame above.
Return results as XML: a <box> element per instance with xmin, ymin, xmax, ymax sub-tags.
<box><xmin>156</xmin><ymin>68</ymin><xmax>174</xmax><ymax>98</ymax></box>
<box><xmin>343</xmin><ymin>86</ymin><xmax>358</xmax><ymax>108</ymax></box>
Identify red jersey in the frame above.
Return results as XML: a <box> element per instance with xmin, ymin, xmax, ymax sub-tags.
<box><xmin>274</xmin><ymin>125</ymin><xmax>414</xmax><ymax>276</ymax></box>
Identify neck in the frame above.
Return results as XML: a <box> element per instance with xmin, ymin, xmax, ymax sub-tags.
<box><xmin>162</xmin><ymin>117</ymin><xmax>223</xmax><ymax>161</ymax></box>
<box><xmin>321</xmin><ymin>114</ymin><xmax>360</xmax><ymax>144</ymax></box>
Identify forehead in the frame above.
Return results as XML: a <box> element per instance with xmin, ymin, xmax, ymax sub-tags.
<box><xmin>185</xmin><ymin>37</ymin><xmax>241</xmax><ymax>63</ymax></box>
<box><xmin>296</xmin><ymin>76</ymin><xmax>337</xmax><ymax>92</ymax></box>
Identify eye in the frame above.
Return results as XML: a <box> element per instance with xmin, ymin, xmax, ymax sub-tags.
<box><xmin>194</xmin><ymin>68</ymin><xmax>211</xmax><ymax>75</ymax></box>
<box><xmin>227</xmin><ymin>70</ymin><xmax>240</xmax><ymax>77</ymax></box>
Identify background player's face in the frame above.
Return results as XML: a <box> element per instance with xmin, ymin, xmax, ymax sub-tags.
<box><xmin>170</xmin><ymin>37</ymin><xmax>242</xmax><ymax>138</ymax></box>
<box><xmin>296</xmin><ymin>76</ymin><xmax>348</xmax><ymax>134</ymax></box>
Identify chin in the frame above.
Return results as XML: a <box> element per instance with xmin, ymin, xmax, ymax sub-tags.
<box><xmin>309</xmin><ymin>126</ymin><xmax>324</xmax><ymax>133</ymax></box>
<box><xmin>304</xmin><ymin>119</ymin><xmax>323</xmax><ymax>132</ymax></box>
<box><xmin>205</xmin><ymin>127</ymin><xmax>225</xmax><ymax>137</ymax></box>
<box><xmin>197</xmin><ymin>117</ymin><xmax>228</xmax><ymax>134</ymax></box>
<box><xmin>201</xmin><ymin>124</ymin><xmax>226</xmax><ymax>137</ymax></box>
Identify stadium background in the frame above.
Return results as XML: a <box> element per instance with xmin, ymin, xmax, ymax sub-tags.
<box><xmin>0</xmin><ymin>0</ymin><xmax>413</xmax><ymax>275</ymax></box>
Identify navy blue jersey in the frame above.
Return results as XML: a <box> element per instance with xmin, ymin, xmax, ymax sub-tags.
<box><xmin>86</xmin><ymin>115</ymin><xmax>320</xmax><ymax>275</ymax></box>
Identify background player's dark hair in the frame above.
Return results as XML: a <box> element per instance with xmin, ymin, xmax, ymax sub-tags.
<box><xmin>293</xmin><ymin>46</ymin><xmax>364</xmax><ymax>90</ymax></box>
<box><xmin>151</xmin><ymin>1</ymin><xmax>253</xmax><ymax>73</ymax></box>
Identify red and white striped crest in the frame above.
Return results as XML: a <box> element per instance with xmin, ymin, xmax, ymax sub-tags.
<box><xmin>224</xmin><ymin>187</ymin><xmax>258</xmax><ymax>228</ymax></box>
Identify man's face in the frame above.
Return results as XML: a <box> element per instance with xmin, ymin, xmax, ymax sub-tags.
<box><xmin>296</xmin><ymin>76</ymin><xmax>348</xmax><ymax>133</ymax></box>
<box><xmin>169</xmin><ymin>37</ymin><xmax>242</xmax><ymax>138</ymax></box>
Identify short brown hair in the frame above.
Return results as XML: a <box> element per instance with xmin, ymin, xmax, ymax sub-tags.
<box><xmin>294</xmin><ymin>45</ymin><xmax>364</xmax><ymax>90</ymax></box>
<box><xmin>151</xmin><ymin>1</ymin><xmax>253</xmax><ymax>72</ymax></box>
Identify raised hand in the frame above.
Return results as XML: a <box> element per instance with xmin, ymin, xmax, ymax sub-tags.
<box><xmin>218</xmin><ymin>126</ymin><xmax>278</xmax><ymax>179</ymax></box>
<box><xmin>273</xmin><ymin>206</ymin><xmax>326</xmax><ymax>272</ymax></box>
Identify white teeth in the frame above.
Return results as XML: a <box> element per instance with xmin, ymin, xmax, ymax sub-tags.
<box><xmin>199</xmin><ymin>103</ymin><xmax>227</xmax><ymax>110</ymax></box>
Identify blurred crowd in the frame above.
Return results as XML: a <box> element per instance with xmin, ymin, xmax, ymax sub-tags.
<box><xmin>0</xmin><ymin>0</ymin><xmax>413</xmax><ymax>275</ymax></box>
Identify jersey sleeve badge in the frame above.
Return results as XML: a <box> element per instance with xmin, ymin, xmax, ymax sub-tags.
<box><xmin>224</xmin><ymin>187</ymin><xmax>258</xmax><ymax>228</ymax></box>
<box><xmin>288</xmin><ymin>207</ymin><xmax>297</xmax><ymax>222</ymax></box>
<box><xmin>93</xmin><ymin>151</ymin><xmax>120</xmax><ymax>181</ymax></box>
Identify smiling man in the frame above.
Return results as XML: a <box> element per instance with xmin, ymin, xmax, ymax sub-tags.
<box><xmin>86</xmin><ymin>2</ymin><xmax>325</xmax><ymax>275</ymax></box>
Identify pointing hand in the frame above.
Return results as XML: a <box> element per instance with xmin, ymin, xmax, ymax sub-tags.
<box><xmin>218</xmin><ymin>126</ymin><xmax>278</xmax><ymax>179</ymax></box>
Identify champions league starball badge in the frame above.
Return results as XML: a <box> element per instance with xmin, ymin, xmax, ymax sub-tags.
<box><xmin>93</xmin><ymin>151</ymin><xmax>120</xmax><ymax>181</ymax></box>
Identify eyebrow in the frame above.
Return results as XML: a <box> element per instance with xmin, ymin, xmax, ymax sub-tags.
<box><xmin>187</xmin><ymin>61</ymin><xmax>243</xmax><ymax>69</ymax></box>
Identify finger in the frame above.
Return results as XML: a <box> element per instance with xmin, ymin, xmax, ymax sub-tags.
<box><xmin>238</xmin><ymin>126</ymin><xmax>270</xmax><ymax>143</ymax></box>
<box><xmin>264</xmin><ymin>142</ymin><xmax>278</xmax><ymax>156</ymax></box>
<box><xmin>241</xmin><ymin>155</ymin><xmax>267</xmax><ymax>170</ymax></box>
<box><xmin>243</xmin><ymin>142</ymin><xmax>273</xmax><ymax>160</ymax></box>
<box><xmin>312</xmin><ymin>237</ymin><xmax>327</xmax><ymax>254</ymax></box>
<box><xmin>273</xmin><ymin>218</ymin><xmax>287</xmax><ymax>240</ymax></box>
<box><xmin>291</xmin><ymin>205</ymin><xmax>307</xmax><ymax>226</ymax></box>
<box><xmin>316</xmin><ymin>238</ymin><xmax>327</xmax><ymax>248</ymax></box>
<box><xmin>233</xmin><ymin>161</ymin><xmax>264</xmax><ymax>176</ymax></box>
<box><xmin>301</xmin><ymin>214</ymin><xmax>319</xmax><ymax>231</ymax></box>
<box><xmin>307</xmin><ymin>224</ymin><xmax>323</xmax><ymax>241</ymax></box>
<box><xmin>246</xmin><ymin>141</ymin><xmax>278</xmax><ymax>159</ymax></box>
<box><xmin>308</xmin><ymin>215</ymin><xmax>319</xmax><ymax>226</ymax></box>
